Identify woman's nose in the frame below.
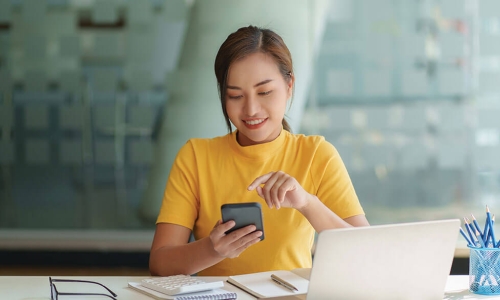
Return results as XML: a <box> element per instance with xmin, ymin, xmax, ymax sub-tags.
<box><xmin>243</xmin><ymin>95</ymin><xmax>260</xmax><ymax>116</ymax></box>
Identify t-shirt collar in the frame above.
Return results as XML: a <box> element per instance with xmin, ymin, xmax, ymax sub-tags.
<box><xmin>228</xmin><ymin>127</ymin><xmax>287</xmax><ymax>160</ymax></box>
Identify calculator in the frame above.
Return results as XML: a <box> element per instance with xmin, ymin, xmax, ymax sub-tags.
<box><xmin>141</xmin><ymin>275</ymin><xmax>224</xmax><ymax>296</ymax></box>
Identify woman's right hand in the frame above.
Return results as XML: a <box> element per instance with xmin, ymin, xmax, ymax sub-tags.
<box><xmin>209</xmin><ymin>220</ymin><xmax>262</xmax><ymax>258</ymax></box>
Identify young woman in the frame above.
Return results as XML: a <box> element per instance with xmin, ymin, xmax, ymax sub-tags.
<box><xmin>149</xmin><ymin>25</ymin><xmax>369</xmax><ymax>277</ymax></box>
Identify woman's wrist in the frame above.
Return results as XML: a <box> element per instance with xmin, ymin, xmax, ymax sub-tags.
<box><xmin>205</xmin><ymin>236</ymin><xmax>224</xmax><ymax>259</ymax></box>
<box><xmin>296</xmin><ymin>193</ymin><xmax>318</xmax><ymax>215</ymax></box>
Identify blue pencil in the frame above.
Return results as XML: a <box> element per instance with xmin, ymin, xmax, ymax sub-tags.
<box><xmin>471</xmin><ymin>214</ymin><xmax>484</xmax><ymax>239</ymax></box>
<box><xmin>476</xmin><ymin>230</ymin><xmax>486</xmax><ymax>248</ymax></box>
<box><xmin>459</xmin><ymin>227</ymin><xmax>474</xmax><ymax>247</ymax></box>
<box><xmin>484</xmin><ymin>218</ymin><xmax>491</xmax><ymax>247</ymax></box>
<box><xmin>464</xmin><ymin>217</ymin><xmax>478</xmax><ymax>246</ymax></box>
<box><xmin>483</xmin><ymin>205</ymin><xmax>494</xmax><ymax>246</ymax></box>
<box><xmin>487</xmin><ymin>207</ymin><xmax>497</xmax><ymax>248</ymax></box>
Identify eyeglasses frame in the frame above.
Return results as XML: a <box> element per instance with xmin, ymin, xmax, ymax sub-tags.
<box><xmin>49</xmin><ymin>277</ymin><xmax>118</xmax><ymax>300</ymax></box>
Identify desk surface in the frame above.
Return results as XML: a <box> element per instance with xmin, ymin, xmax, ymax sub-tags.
<box><xmin>0</xmin><ymin>274</ymin><xmax>497</xmax><ymax>299</ymax></box>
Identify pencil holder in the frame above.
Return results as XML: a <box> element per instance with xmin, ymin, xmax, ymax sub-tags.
<box><xmin>469</xmin><ymin>247</ymin><xmax>500</xmax><ymax>295</ymax></box>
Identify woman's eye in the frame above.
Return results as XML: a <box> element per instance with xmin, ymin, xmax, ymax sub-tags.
<box><xmin>228</xmin><ymin>95</ymin><xmax>242</xmax><ymax>99</ymax></box>
<box><xmin>259</xmin><ymin>90</ymin><xmax>272</xmax><ymax>96</ymax></box>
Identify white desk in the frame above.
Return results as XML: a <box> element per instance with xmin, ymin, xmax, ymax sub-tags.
<box><xmin>0</xmin><ymin>274</ymin><xmax>496</xmax><ymax>299</ymax></box>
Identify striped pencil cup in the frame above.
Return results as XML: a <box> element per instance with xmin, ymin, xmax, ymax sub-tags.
<box><xmin>469</xmin><ymin>247</ymin><xmax>500</xmax><ymax>295</ymax></box>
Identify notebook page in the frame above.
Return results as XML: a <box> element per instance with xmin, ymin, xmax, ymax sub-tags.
<box><xmin>128</xmin><ymin>282</ymin><xmax>237</xmax><ymax>300</ymax></box>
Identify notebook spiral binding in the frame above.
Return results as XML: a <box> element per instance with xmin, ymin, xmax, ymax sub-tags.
<box><xmin>175</xmin><ymin>292</ymin><xmax>237</xmax><ymax>300</ymax></box>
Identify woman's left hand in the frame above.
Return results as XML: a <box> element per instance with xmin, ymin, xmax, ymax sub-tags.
<box><xmin>247</xmin><ymin>171</ymin><xmax>312</xmax><ymax>210</ymax></box>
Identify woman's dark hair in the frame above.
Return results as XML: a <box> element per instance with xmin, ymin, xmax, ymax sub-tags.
<box><xmin>214</xmin><ymin>25</ymin><xmax>294</xmax><ymax>133</ymax></box>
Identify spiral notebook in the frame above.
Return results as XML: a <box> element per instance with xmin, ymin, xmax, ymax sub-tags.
<box><xmin>128</xmin><ymin>282</ymin><xmax>237</xmax><ymax>300</ymax></box>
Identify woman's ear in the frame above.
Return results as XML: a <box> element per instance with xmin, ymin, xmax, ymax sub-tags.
<box><xmin>287</xmin><ymin>74</ymin><xmax>295</xmax><ymax>99</ymax></box>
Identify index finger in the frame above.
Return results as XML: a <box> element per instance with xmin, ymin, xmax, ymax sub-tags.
<box><xmin>248</xmin><ymin>172</ymin><xmax>275</xmax><ymax>190</ymax></box>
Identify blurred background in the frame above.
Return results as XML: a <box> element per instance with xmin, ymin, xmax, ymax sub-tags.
<box><xmin>0</xmin><ymin>0</ymin><xmax>498</xmax><ymax>275</ymax></box>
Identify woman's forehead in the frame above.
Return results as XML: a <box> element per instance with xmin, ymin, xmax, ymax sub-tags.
<box><xmin>227</xmin><ymin>53</ymin><xmax>281</xmax><ymax>84</ymax></box>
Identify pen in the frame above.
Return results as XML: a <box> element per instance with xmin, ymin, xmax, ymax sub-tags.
<box><xmin>271</xmin><ymin>274</ymin><xmax>299</xmax><ymax>292</ymax></box>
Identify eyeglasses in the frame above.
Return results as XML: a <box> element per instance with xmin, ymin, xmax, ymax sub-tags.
<box><xmin>49</xmin><ymin>277</ymin><xmax>118</xmax><ymax>299</ymax></box>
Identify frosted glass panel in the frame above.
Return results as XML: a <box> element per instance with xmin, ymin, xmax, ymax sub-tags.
<box><xmin>127</xmin><ymin>0</ymin><xmax>153</xmax><ymax>26</ymax></box>
<box><xmin>24</xmin><ymin>70</ymin><xmax>48</xmax><ymax>92</ymax></box>
<box><xmin>93</xmin><ymin>69</ymin><xmax>118</xmax><ymax>93</ymax></box>
<box><xmin>46</xmin><ymin>13</ymin><xmax>77</xmax><ymax>36</ymax></box>
<box><xmin>441</xmin><ymin>0</ymin><xmax>466</xmax><ymax>18</ymax></box>
<box><xmin>436</xmin><ymin>105</ymin><xmax>467</xmax><ymax>132</ymax></box>
<box><xmin>441</xmin><ymin>34</ymin><xmax>465</xmax><ymax>57</ymax></box>
<box><xmin>0</xmin><ymin>141</ymin><xmax>14</xmax><ymax>164</ymax></box>
<box><xmin>479</xmin><ymin>0</ymin><xmax>500</xmax><ymax>18</ymax></box>
<box><xmin>22</xmin><ymin>0</ymin><xmax>46</xmax><ymax>23</ymax></box>
<box><xmin>476</xmin><ymin>109</ymin><xmax>500</xmax><ymax>128</ymax></box>
<box><xmin>129</xmin><ymin>106</ymin><xmax>154</xmax><ymax>128</ymax></box>
<box><xmin>401</xmin><ymin>36</ymin><xmax>426</xmax><ymax>59</ymax></box>
<box><xmin>25</xmin><ymin>139</ymin><xmax>50</xmax><ymax>164</ymax></box>
<box><xmin>0</xmin><ymin>0</ymin><xmax>11</xmax><ymax>23</ymax></box>
<box><xmin>480</xmin><ymin>35</ymin><xmax>500</xmax><ymax>56</ymax></box>
<box><xmin>363</xmin><ymin>70</ymin><xmax>391</xmax><ymax>96</ymax></box>
<box><xmin>326</xmin><ymin>107</ymin><xmax>353</xmax><ymax>130</ymax></box>
<box><xmin>59</xmin><ymin>70</ymin><xmax>81</xmax><ymax>93</ymax></box>
<box><xmin>326</xmin><ymin>70</ymin><xmax>353</xmax><ymax>96</ymax></box>
<box><xmin>60</xmin><ymin>140</ymin><xmax>82</xmax><ymax>165</ymax></box>
<box><xmin>23</xmin><ymin>36</ymin><xmax>46</xmax><ymax>60</ymax></box>
<box><xmin>163</xmin><ymin>0</ymin><xmax>189</xmax><ymax>22</ymax></box>
<box><xmin>479</xmin><ymin>72</ymin><xmax>500</xmax><ymax>93</ymax></box>
<box><xmin>92</xmin><ymin>0</ymin><xmax>118</xmax><ymax>24</ymax></box>
<box><xmin>399</xmin><ymin>106</ymin><xmax>427</xmax><ymax>131</ymax></box>
<box><xmin>439</xmin><ymin>70</ymin><xmax>465</xmax><ymax>96</ymax></box>
<box><xmin>125</xmin><ymin>68</ymin><xmax>153</xmax><ymax>92</ymax></box>
<box><xmin>365</xmin><ymin>107</ymin><xmax>389</xmax><ymax>129</ymax></box>
<box><xmin>361</xmin><ymin>144</ymin><xmax>392</xmax><ymax>169</ymax></box>
<box><xmin>0</xmin><ymin>105</ymin><xmax>12</xmax><ymax>126</ymax></box>
<box><xmin>438</xmin><ymin>139</ymin><xmax>466</xmax><ymax>169</ymax></box>
<box><xmin>129</xmin><ymin>140</ymin><xmax>152</xmax><ymax>165</ymax></box>
<box><xmin>327</xmin><ymin>0</ymin><xmax>353</xmax><ymax>22</ymax></box>
<box><xmin>0</xmin><ymin>69</ymin><xmax>11</xmax><ymax>93</ymax></box>
<box><xmin>93</xmin><ymin>34</ymin><xmax>121</xmax><ymax>58</ymax></box>
<box><xmin>59</xmin><ymin>36</ymin><xmax>80</xmax><ymax>58</ymax></box>
<box><xmin>397</xmin><ymin>143</ymin><xmax>428</xmax><ymax>170</ymax></box>
<box><xmin>474</xmin><ymin>145</ymin><xmax>500</xmax><ymax>170</ymax></box>
<box><xmin>60</xmin><ymin>105</ymin><xmax>82</xmax><ymax>130</ymax></box>
<box><xmin>25</xmin><ymin>105</ymin><xmax>49</xmax><ymax>129</ymax></box>
<box><xmin>95</xmin><ymin>140</ymin><xmax>116</xmax><ymax>164</ymax></box>
<box><xmin>402</xmin><ymin>71</ymin><xmax>428</xmax><ymax>96</ymax></box>
<box><xmin>126</xmin><ymin>34</ymin><xmax>154</xmax><ymax>62</ymax></box>
<box><xmin>94</xmin><ymin>105</ymin><xmax>116</xmax><ymax>129</ymax></box>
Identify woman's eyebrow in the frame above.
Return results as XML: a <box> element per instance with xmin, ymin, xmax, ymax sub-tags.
<box><xmin>227</xmin><ymin>79</ymin><xmax>273</xmax><ymax>90</ymax></box>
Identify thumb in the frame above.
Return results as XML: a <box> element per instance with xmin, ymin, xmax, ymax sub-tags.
<box><xmin>213</xmin><ymin>219</ymin><xmax>222</xmax><ymax>228</ymax></box>
<box><xmin>256</xmin><ymin>186</ymin><xmax>264</xmax><ymax>198</ymax></box>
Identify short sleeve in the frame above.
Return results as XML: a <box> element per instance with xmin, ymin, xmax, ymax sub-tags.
<box><xmin>312</xmin><ymin>140</ymin><xmax>365</xmax><ymax>219</ymax></box>
<box><xmin>156</xmin><ymin>140</ymin><xmax>200</xmax><ymax>229</ymax></box>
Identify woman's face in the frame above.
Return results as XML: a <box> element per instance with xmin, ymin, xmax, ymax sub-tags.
<box><xmin>225</xmin><ymin>52</ymin><xmax>293</xmax><ymax>146</ymax></box>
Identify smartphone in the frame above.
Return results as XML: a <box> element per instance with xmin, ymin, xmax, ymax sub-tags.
<box><xmin>221</xmin><ymin>202</ymin><xmax>265</xmax><ymax>241</ymax></box>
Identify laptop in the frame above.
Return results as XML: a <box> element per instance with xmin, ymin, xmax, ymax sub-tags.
<box><xmin>268</xmin><ymin>219</ymin><xmax>460</xmax><ymax>300</ymax></box>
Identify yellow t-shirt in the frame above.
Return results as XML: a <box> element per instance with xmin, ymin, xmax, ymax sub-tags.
<box><xmin>156</xmin><ymin>129</ymin><xmax>364</xmax><ymax>276</ymax></box>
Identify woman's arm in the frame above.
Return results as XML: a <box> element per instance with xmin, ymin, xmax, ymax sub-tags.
<box><xmin>248</xmin><ymin>171</ymin><xmax>369</xmax><ymax>233</ymax></box>
<box><xmin>149</xmin><ymin>223</ymin><xmax>221</xmax><ymax>276</ymax></box>
<box><xmin>149</xmin><ymin>222</ymin><xmax>262</xmax><ymax>276</ymax></box>
<box><xmin>298</xmin><ymin>194</ymin><xmax>369</xmax><ymax>232</ymax></box>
